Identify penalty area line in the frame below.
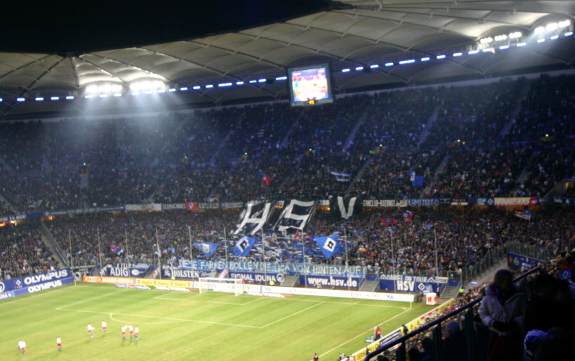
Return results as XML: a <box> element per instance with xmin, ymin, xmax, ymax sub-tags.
<box><xmin>259</xmin><ymin>302</ymin><xmax>325</xmax><ymax>329</ymax></box>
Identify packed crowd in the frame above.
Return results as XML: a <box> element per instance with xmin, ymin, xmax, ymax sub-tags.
<box><xmin>0</xmin><ymin>224</ymin><xmax>57</xmax><ymax>279</ymax></box>
<box><xmin>0</xmin><ymin>75</ymin><xmax>574</xmax><ymax>216</ymax></box>
<box><xmin>38</xmin><ymin>207</ymin><xmax>575</xmax><ymax>279</ymax></box>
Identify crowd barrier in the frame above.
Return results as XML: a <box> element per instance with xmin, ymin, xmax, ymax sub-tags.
<box><xmin>2</xmin><ymin>195</ymin><xmax>555</xmax><ymax>223</ymax></box>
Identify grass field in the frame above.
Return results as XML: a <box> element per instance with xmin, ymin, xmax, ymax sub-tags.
<box><xmin>0</xmin><ymin>284</ymin><xmax>432</xmax><ymax>361</ymax></box>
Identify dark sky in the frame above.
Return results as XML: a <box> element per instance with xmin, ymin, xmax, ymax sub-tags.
<box><xmin>0</xmin><ymin>0</ymin><xmax>335</xmax><ymax>55</ymax></box>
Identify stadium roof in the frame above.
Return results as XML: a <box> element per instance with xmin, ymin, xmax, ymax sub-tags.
<box><xmin>1</xmin><ymin>0</ymin><xmax>575</xmax><ymax>117</ymax></box>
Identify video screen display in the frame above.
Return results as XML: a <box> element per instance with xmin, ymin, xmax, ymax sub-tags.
<box><xmin>288</xmin><ymin>64</ymin><xmax>333</xmax><ymax>106</ymax></box>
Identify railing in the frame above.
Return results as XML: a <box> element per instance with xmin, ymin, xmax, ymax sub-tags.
<box><xmin>364</xmin><ymin>266</ymin><xmax>542</xmax><ymax>361</ymax></box>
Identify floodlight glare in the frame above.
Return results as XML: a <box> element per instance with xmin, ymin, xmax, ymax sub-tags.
<box><xmin>128</xmin><ymin>79</ymin><xmax>165</xmax><ymax>94</ymax></box>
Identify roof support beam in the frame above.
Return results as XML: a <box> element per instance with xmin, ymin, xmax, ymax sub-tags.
<box><xmin>185</xmin><ymin>40</ymin><xmax>285</xmax><ymax>70</ymax></box>
<box><xmin>238</xmin><ymin>31</ymin><xmax>411</xmax><ymax>84</ymax></box>
<box><xmin>137</xmin><ymin>46</ymin><xmax>280</xmax><ymax>99</ymax></box>
<box><xmin>0</xmin><ymin>55</ymin><xmax>53</xmax><ymax>82</ymax></box>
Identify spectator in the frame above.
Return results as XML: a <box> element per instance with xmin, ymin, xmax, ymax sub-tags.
<box><xmin>479</xmin><ymin>269</ymin><xmax>527</xmax><ymax>361</ymax></box>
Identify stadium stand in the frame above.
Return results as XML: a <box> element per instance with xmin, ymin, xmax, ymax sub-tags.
<box><xmin>1</xmin><ymin>76</ymin><xmax>575</xmax><ymax>213</ymax></box>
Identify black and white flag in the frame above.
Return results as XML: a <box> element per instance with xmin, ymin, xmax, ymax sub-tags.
<box><xmin>234</xmin><ymin>201</ymin><xmax>272</xmax><ymax>236</ymax></box>
<box><xmin>335</xmin><ymin>196</ymin><xmax>361</xmax><ymax>220</ymax></box>
<box><xmin>274</xmin><ymin>199</ymin><xmax>315</xmax><ymax>232</ymax></box>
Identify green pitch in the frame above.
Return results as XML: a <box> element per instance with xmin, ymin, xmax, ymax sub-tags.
<box><xmin>0</xmin><ymin>284</ymin><xmax>432</xmax><ymax>361</ymax></box>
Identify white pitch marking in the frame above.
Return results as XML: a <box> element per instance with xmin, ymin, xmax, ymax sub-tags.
<box><xmin>56</xmin><ymin>290</ymin><xmax>126</xmax><ymax>310</ymax></box>
<box><xmin>319</xmin><ymin>308</ymin><xmax>411</xmax><ymax>358</ymax></box>
<box><xmin>56</xmin><ymin>307</ymin><xmax>261</xmax><ymax>329</ymax></box>
<box><xmin>259</xmin><ymin>302</ymin><xmax>325</xmax><ymax>329</ymax></box>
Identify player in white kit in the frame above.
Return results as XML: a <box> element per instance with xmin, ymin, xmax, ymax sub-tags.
<box><xmin>17</xmin><ymin>340</ymin><xmax>26</xmax><ymax>354</ymax></box>
<box><xmin>56</xmin><ymin>337</ymin><xmax>62</xmax><ymax>351</ymax></box>
<box><xmin>87</xmin><ymin>323</ymin><xmax>95</xmax><ymax>339</ymax></box>
<box><xmin>101</xmin><ymin>320</ymin><xmax>107</xmax><ymax>334</ymax></box>
<box><xmin>133</xmin><ymin>326</ymin><xmax>140</xmax><ymax>343</ymax></box>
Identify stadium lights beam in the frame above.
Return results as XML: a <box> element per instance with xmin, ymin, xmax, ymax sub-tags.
<box><xmin>468</xmin><ymin>49</ymin><xmax>479</xmax><ymax>55</ymax></box>
<box><xmin>355</xmin><ymin>66</ymin><xmax>364</xmax><ymax>71</ymax></box>
<box><xmin>436</xmin><ymin>54</ymin><xmax>446</xmax><ymax>59</ymax></box>
<box><xmin>420</xmin><ymin>57</ymin><xmax>430</xmax><ymax>62</ymax></box>
<box><xmin>384</xmin><ymin>62</ymin><xmax>394</xmax><ymax>67</ymax></box>
<box><xmin>249</xmin><ymin>79</ymin><xmax>257</xmax><ymax>84</ymax></box>
<box><xmin>192</xmin><ymin>85</ymin><xmax>201</xmax><ymax>90</ymax></box>
<box><xmin>369</xmin><ymin>64</ymin><xmax>379</xmax><ymax>69</ymax></box>
<box><xmin>399</xmin><ymin>59</ymin><xmax>415</xmax><ymax>65</ymax></box>
<box><xmin>65</xmin><ymin>95</ymin><xmax>74</xmax><ymax>100</ymax></box>
<box><xmin>341</xmin><ymin>68</ymin><xmax>351</xmax><ymax>73</ymax></box>
<box><xmin>179</xmin><ymin>87</ymin><xmax>188</xmax><ymax>91</ymax></box>
<box><xmin>218</xmin><ymin>82</ymin><xmax>232</xmax><ymax>87</ymax></box>
<box><xmin>566</xmin><ymin>32</ymin><xmax>574</xmax><ymax>37</ymax></box>
<box><xmin>235</xmin><ymin>81</ymin><xmax>245</xmax><ymax>86</ymax></box>
<box><xmin>258</xmin><ymin>78</ymin><xmax>266</xmax><ymax>83</ymax></box>
<box><xmin>35</xmin><ymin>97</ymin><xmax>44</xmax><ymax>102</ymax></box>
<box><xmin>168</xmin><ymin>88</ymin><xmax>177</xmax><ymax>92</ymax></box>
<box><xmin>275</xmin><ymin>76</ymin><xmax>287</xmax><ymax>80</ymax></box>
<box><xmin>205</xmin><ymin>84</ymin><xmax>214</xmax><ymax>88</ymax></box>
<box><xmin>453</xmin><ymin>52</ymin><xmax>463</xmax><ymax>57</ymax></box>
<box><xmin>550</xmin><ymin>35</ymin><xmax>559</xmax><ymax>40</ymax></box>
<box><xmin>516</xmin><ymin>42</ymin><xmax>527</xmax><ymax>47</ymax></box>
<box><xmin>499</xmin><ymin>45</ymin><xmax>509</xmax><ymax>50</ymax></box>
<box><xmin>16</xmin><ymin>97</ymin><xmax>25</xmax><ymax>102</ymax></box>
<box><xmin>537</xmin><ymin>38</ymin><xmax>546</xmax><ymax>43</ymax></box>
<box><xmin>50</xmin><ymin>96</ymin><xmax>59</xmax><ymax>101</ymax></box>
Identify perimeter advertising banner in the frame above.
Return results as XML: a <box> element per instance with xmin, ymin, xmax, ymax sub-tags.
<box><xmin>229</xmin><ymin>272</ymin><xmax>284</xmax><ymax>285</ymax></box>
<box><xmin>379</xmin><ymin>275</ymin><xmax>450</xmax><ymax>293</ymax></box>
<box><xmin>300</xmin><ymin>275</ymin><xmax>364</xmax><ymax>289</ymax></box>
<box><xmin>100</xmin><ymin>263</ymin><xmax>150</xmax><ymax>277</ymax></box>
<box><xmin>0</xmin><ymin>269</ymin><xmax>74</xmax><ymax>300</ymax></box>
<box><xmin>161</xmin><ymin>267</ymin><xmax>203</xmax><ymax>280</ymax></box>
<box><xmin>82</xmin><ymin>275</ymin><xmax>194</xmax><ymax>289</ymax></box>
<box><xmin>507</xmin><ymin>252</ymin><xmax>541</xmax><ymax>272</ymax></box>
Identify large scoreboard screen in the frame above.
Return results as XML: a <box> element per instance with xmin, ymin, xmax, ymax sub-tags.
<box><xmin>288</xmin><ymin>64</ymin><xmax>333</xmax><ymax>106</ymax></box>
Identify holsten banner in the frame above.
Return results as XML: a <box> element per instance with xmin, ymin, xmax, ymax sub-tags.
<box><xmin>0</xmin><ymin>269</ymin><xmax>74</xmax><ymax>300</ymax></box>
